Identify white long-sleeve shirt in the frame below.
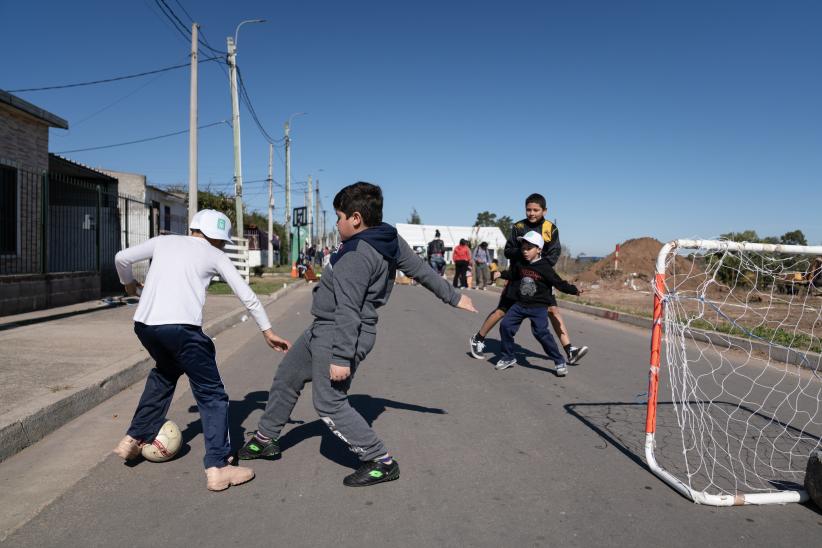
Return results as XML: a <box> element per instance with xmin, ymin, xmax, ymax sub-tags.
<box><xmin>114</xmin><ymin>235</ymin><xmax>271</xmax><ymax>331</ymax></box>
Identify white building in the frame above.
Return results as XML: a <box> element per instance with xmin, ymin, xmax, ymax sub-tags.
<box><xmin>395</xmin><ymin>223</ymin><xmax>507</xmax><ymax>264</ymax></box>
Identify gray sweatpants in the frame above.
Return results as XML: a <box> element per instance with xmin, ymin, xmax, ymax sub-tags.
<box><xmin>257</xmin><ymin>322</ymin><xmax>385</xmax><ymax>461</ymax></box>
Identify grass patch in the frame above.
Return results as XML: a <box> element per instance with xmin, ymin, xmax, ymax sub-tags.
<box><xmin>555</xmin><ymin>294</ymin><xmax>821</xmax><ymax>355</ymax></box>
<box><xmin>689</xmin><ymin>318</ymin><xmax>822</xmax><ymax>354</ymax></box>
<box><xmin>208</xmin><ymin>277</ymin><xmax>298</xmax><ymax>296</ymax></box>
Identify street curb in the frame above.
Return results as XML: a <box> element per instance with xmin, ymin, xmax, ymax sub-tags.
<box><xmin>0</xmin><ymin>281</ymin><xmax>305</xmax><ymax>463</ymax></box>
<box><xmin>554</xmin><ymin>298</ymin><xmax>821</xmax><ymax>372</ymax></box>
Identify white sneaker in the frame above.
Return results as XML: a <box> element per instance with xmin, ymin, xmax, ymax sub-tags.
<box><xmin>494</xmin><ymin>358</ymin><xmax>516</xmax><ymax>371</ymax></box>
<box><xmin>556</xmin><ymin>363</ymin><xmax>568</xmax><ymax>377</ymax></box>
<box><xmin>469</xmin><ymin>335</ymin><xmax>486</xmax><ymax>360</ymax></box>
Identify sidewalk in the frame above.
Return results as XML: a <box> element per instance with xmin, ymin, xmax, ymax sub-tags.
<box><xmin>0</xmin><ymin>281</ymin><xmax>303</xmax><ymax>462</ymax></box>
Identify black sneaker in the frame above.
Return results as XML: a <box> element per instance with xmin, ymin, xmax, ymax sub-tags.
<box><xmin>343</xmin><ymin>459</ymin><xmax>400</xmax><ymax>487</ymax></box>
<box><xmin>238</xmin><ymin>432</ymin><xmax>280</xmax><ymax>460</ymax></box>
<box><xmin>568</xmin><ymin>345</ymin><xmax>589</xmax><ymax>365</ymax></box>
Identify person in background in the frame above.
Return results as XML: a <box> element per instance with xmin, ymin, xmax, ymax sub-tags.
<box><xmin>452</xmin><ymin>239</ymin><xmax>471</xmax><ymax>288</ymax></box>
<box><xmin>427</xmin><ymin>230</ymin><xmax>446</xmax><ymax>276</ymax></box>
<box><xmin>473</xmin><ymin>241</ymin><xmax>491</xmax><ymax>290</ymax></box>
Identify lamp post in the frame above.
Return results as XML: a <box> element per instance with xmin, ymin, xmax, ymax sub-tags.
<box><xmin>227</xmin><ymin>18</ymin><xmax>266</xmax><ymax>242</ymax></box>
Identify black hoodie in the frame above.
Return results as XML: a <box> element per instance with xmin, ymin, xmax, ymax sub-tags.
<box><xmin>501</xmin><ymin>257</ymin><xmax>578</xmax><ymax>307</ymax></box>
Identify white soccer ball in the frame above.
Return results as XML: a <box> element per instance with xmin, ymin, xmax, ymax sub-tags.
<box><xmin>141</xmin><ymin>420</ymin><xmax>182</xmax><ymax>462</ymax></box>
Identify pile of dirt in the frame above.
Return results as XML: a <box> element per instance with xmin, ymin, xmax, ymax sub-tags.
<box><xmin>576</xmin><ymin>237</ymin><xmax>682</xmax><ymax>283</ymax></box>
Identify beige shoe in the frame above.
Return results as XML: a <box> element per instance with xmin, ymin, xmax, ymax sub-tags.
<box><xmin>113</xmin><ymin>435</ymin><xmax>144</xmax><ymax>460</ymax></box>
<box><xmin>205</xmin><ymin>465</ymin><xmax>254</xmax><ymax>491</ymax></box>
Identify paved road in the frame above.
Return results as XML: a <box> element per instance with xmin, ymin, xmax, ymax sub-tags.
<box><xmin>3</xmin><ymin>285</ymin><xmax>820</xmax><ymax>547</ymax></box>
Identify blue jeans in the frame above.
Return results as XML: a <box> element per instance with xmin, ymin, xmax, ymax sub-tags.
<box><xmin>130</xmin><ymin>323</ymin><xmax>231</xmax><ymax>468</ymax></box>
<box><xmin>429</xmin><ymin>255</ymin><xmax>446</xmax><ymax>275</ymax></box>
<box><xmin>499</xmin><ymin>303</ymin><xmax>565</xmax><ymax>365</ymax></box>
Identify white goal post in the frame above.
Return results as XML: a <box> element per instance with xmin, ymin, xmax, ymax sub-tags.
<box><xmin>645</xmin><ymin>239</ymin><xmax>822</xmax><ymax>506</ymax></box>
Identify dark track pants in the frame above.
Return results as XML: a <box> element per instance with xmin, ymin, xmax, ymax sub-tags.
<box><xmin>257</xmin><ymin>323</ymin><xmax>384</xmax><ymax>462</ymax></box>
<box><xmin>453</xmin><ymin>260</ymin><xmax>469</xmax><ymax>288</ymax></box>
<box><xmin>499</xmin><ymin>303</ymin><xmax>566</xmax><ymax>365</ymax></box>
<box><xmin>129</xmin><ymin>322</ymin><xmax>230</xmax><ymax>469</ymax></box>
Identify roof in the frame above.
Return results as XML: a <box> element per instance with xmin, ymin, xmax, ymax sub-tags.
<box><xmin>48</xmin><ymin>154</ymin><xmax>117</xmax><ymax>182</ymax></box>
<box><xmin>0</xmin><ymin>90</ymin><xmax>69</xmax><ymax>129</ymax></box>
<box><xmin>395</xmin><ymin>223</ymin><xmax>507</xmax><ymax>249</ymax></box>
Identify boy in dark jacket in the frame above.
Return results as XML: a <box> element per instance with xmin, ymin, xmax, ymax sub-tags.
<box><xmin>239</xmin><ymin>182</ymin><xmax>477</xmax><ymax>487</ymax></box>
<box><xmin>470</xmin><ymin>193</ymin><xmax>588</xmax><ymax>365</ymax></box>
<box><xmin>494</xmin><ymin>231</ymin><xmax>581</xmax><ymax>376</ymax></box>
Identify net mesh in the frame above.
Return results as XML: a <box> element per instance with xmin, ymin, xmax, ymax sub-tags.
<box><xmin>657</xmin><ymin>242</ymin><xmax>822</xmax><ymax>497</ymax></box>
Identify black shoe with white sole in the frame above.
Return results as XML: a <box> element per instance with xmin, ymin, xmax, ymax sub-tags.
<box><xmin>568</xmin><ymin>345</ymin><xmax>588</xmax><ymax>365</ymax></box>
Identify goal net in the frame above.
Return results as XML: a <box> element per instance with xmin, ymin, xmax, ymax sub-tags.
<box><xmin>645</xmin><ymin>239</ymin><xmax>822</xmax><ymax>505</ymax></box>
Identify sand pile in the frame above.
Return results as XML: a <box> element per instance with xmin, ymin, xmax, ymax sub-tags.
<box><xmin>576</xmin><ymin>237</ymin><xmax>681</xmax><ymax>283</ymax></box>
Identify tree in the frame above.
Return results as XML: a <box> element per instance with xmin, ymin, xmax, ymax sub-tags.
<box><xmin>474</xmin><ymin>211</ymin><xmax>497</xmax><ymax>227</ymax></box>
<box><xmin>496</xmin><ymin>215</ymin><xmax>513</xmax><ymax>238</ymax></box>
<box><xmin>780</xmin><ymin>230</ymin><xmax>807</xmax><ymax>246</ymax></box>
<box><xmin>407</xmin><ymin>207</ymin><xmax>422</xmax><ymax>224</ymax></box>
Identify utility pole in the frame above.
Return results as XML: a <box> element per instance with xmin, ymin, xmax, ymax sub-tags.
<box><xmin>322</xmin><ymin>210</ymin><xmax>327</xmax><ymax>248</ymax></box>
<box><xmin>307</xmin><ymin>175</ymin><xmax>313</xmax><ymax>247</ymax></box>
<box><xmin>284</xmin><ymin>121</ymin><xmax>292</xmax><ymax>263</ymax></box>
<box><xmin>226</xmin><ymin>36</ymin><xmax>244</xmax><ymax>241</ymax></box>
<box><xmin>187</xmin><ymin>22</ymin><xmax>199</xmax><ymax>225</ymax></box>
<box><xmin>267</xmin><ymin>143</ymin><xmax>274</xmax><ymax>268</ymax></box>
<box><xmin>314</xmin><ymin>180</ymin><xmax>320</xmax><ymax>245</ymax></box>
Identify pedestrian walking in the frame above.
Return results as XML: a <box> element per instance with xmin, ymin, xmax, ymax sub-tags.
<box><xmin>427</xmin><ymin>230</ymin><xmax>446</xmax><ymax>275</ymax></box>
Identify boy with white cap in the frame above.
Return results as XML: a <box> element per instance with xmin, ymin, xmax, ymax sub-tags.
<box><xmin>494</xmin><ymin>230</ymin><xmax>581</xmax><ymax>376</ymax></box>
<box><xmin>112</xmin><ymin>209</ymin><xmax>290</xmax><ymax>491</ymax></box>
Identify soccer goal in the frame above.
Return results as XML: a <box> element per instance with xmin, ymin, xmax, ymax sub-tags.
<box><xmin>644</xmin><ymin>239</ymin><xmax>822</xmax><ymax>506</ymax></box>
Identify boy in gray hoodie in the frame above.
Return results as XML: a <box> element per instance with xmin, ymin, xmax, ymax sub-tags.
<box><xmin>239</xmin><ymin>182</ymin><xmax>477</xmax><ymax>486</ymax></box>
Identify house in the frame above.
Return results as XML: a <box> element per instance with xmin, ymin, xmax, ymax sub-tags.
<box><xmin>97</xmin><ymin>168</ymin><xmax>188</xmax><ymax>238</ymax></box>
<box><xmin>0</xmin><ymin>91</ymin><xmax>105</xmax><ymax>314</ymax></box>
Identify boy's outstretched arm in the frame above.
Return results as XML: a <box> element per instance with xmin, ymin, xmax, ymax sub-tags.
<box><xmin>538</xmin><ymin>262</ymin><xmax>581</xmax><ymax>296</ymax></box>
<box><xmin>216</xmin><ymin>254</ymin><xmax>290</xmax><ymax>352</ymax></box>
<box><xmin>396</xmin><ymin>237</ymin><xmax>477</xmax><ymax>313</ymax></box>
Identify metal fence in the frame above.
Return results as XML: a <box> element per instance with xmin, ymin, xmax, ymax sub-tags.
<box><xmin>0</xmin><ymin>166</ymin><xmax>185</xmax><ymax>292</ymax></box>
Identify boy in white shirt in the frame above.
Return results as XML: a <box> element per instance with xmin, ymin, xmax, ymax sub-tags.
<box><xmin>112</xmin><ymin>209</ymin><xmax>290</xmax><ymax>491</ymax></box>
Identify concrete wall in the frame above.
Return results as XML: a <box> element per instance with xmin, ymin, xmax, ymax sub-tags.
<box><xmin>97</xmin><ymin>169</ymin><xmax>145</xmax><ymax>200</ymax></box>
<box><xmin>0</xmin><ymin>272</ymin><xmax>100</xmax><ymax>316</ymax></box>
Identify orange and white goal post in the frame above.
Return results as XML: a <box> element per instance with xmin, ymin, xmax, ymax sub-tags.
<box><xmin>644</xmin><ymin>239</ymin><xmax>822</xmax><ymax>506</ymax></box>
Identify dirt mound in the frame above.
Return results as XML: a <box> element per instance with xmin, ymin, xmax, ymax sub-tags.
<box><xmin>576</xmin><ymin>237</ymin><xmax>675</xmax><ymax>283</ymax></box>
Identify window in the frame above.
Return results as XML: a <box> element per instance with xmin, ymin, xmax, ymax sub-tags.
<box><xmin>0</xmin><ymin>164</ymin><xmax>18</xmax><ymax>254</ymax></box>
<box><xmin>164</xmin><ymin>205</ymin><xmax>171</xmax><ymax>232</ymax></box>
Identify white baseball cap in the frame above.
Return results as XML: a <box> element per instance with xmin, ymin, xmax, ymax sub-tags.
<box><xmin>517</xmin><ymin>230</ymin><xmax>544</xmax><ymax>248</ymax></box>
<box><xmin>190</xmin><ymin>209</ymin><xmax>233</xmax><ymax>242</ymax></box>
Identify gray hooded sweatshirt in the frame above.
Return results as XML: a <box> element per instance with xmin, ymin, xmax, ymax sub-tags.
<box><xmin>311</xmin><ymin>230</ymin><xmax>461</xmax><ymax>366</ymax></box>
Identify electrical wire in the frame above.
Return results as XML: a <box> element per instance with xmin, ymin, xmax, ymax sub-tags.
<box><xmin>8</xmin><ymin>57</ymin><xmax>221</xmax><ymax>92</ymax></box>
<box><xmin>54</xmin><ymin>120</ymin><xmax>228</xmax><ymax>154</ymax></box>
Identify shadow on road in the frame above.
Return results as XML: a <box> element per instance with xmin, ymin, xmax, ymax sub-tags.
<box><xmin>177</xmin><ymin>393</ymin><xmax>446</xmax><ymax>470</ymax></box>
<box><xmin>278</xmin><ymin>394</ymin><xmax>447</xmax><ymax>469</ymax></box>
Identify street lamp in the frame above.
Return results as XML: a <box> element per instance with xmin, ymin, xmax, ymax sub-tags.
<box><xmin>284</xmin><ymin>112</ymin><xmax>307</xmax><ymax>266</ymax></box>
<box><xmin>227</xmin><ymin>18</ymin><xmax>266</xmax><ymax>246</ymax></box>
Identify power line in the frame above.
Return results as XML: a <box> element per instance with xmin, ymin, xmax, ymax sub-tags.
<box><xmin>236</xmin><ymin>65</ymin><xmax>284</xmax><ymax>144</ymax></box>
<box><xmin>8</xmin><ymin>57</ymin><xmax>221</xmax><ymax>92</ymax></box>
<box><xmin>54</xmin><ymin>120</ymin><xmax>228</xmax><ymax>154</ymax></box>
<box><xmin>153</xmin><ymin>0</ymin><xmax>227</xmax><ymax>56</ymax></box>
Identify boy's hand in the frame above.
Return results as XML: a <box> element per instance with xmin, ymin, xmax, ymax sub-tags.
<box><xmin>456</xmin><ymin>294</ymin><xmax>478</xmax><ymax>313</ymax></box>
<box><xmin>262</xmin><ymin>329</ymin><xmax>290</xmax><ymax>352</ymax></box>
<box><xmin>124</xmin><ymin>281</ymin><xmax>143</xmax><ymax>296</ymax></box>
<box><xmin>329</xmin><ymin>364</ymin><xmax>351</xmax><ymax>381</ymax></box>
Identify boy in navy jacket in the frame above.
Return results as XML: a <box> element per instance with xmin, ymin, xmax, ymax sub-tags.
<box><xmin>494</xmin><ymin>230</ymin><xmax>581</xmax><ymax>376</ymax></box>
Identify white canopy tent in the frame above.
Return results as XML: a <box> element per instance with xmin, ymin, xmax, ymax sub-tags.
<box><xmin>396</xmin><ymin>223</ymin><xmax>508</xmax><ymax>264</ymax></box>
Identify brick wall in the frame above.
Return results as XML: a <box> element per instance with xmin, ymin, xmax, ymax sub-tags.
<box><xmin>0</xmin><ymin>103</ymin><xmax>49</xmax><ymax>173</ymax></box>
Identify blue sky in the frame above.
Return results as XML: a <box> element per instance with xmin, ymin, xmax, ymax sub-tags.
<box><xmin>3</xmin><ymin>0</ymin><xmax>820</xmax><ymax>255</ymax></box>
